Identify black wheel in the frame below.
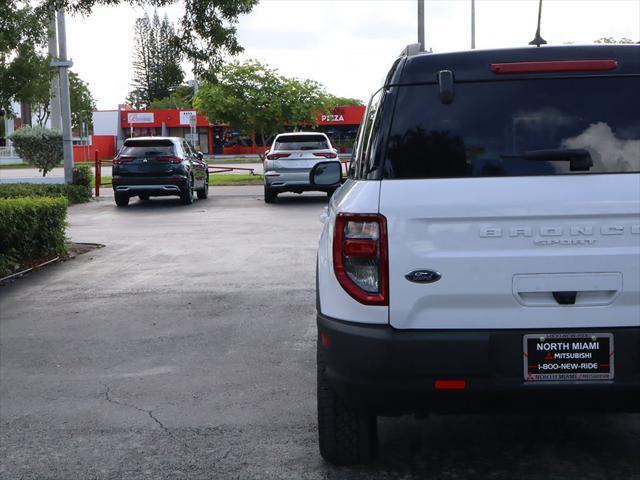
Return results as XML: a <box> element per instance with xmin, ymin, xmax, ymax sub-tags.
<box><xmin>115</xmin><ymin>193</ymin><xmax>129</xmax><ymax>207</ymax></box>
<box><xmin>264</xmin><ymin>184</ymin><xmax>276</xmax><ymax>204</ymax></box>
<box><xmin>317</xmin><ymin>340</ymin><xmax>377</xmax><ymax>465</ymax></box>
<box><xmin>181</xmin><ymin>177</ymin><xmax>194</xmax><ymax>205</ymax></box>
<box><xmin>197</xmin><ymin>175</ymin><xmax>209</xmax><ymax>199</ymax></box>
<box><xmin>138</xmin><ymin>194</ymin><xmax>149</xmax><ymax>201</ymax></box>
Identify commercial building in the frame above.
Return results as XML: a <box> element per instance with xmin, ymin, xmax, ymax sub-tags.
<box><xmin>89</xmin><ymin>105</ymin><xmax>365</xmax><ymax>159</ymax></box>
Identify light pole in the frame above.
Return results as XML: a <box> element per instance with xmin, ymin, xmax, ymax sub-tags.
<box><xmin>417</xmin><ymin>0</ymin><xmax>425</xmax><ymax>51</ymax></box>
<box><xmin>51</xmin><ymin>10</ymin><xmax>74</xmax><ymax>184</ymax></box>
<box><xmin>48</xmin><ymin>13</ymin><xmax>61</xmax><ymax>131</ymax></box>
<box><xmin>471</xmin><ymin>0</ymin><xmax>476</xmax><ymax>49</ymax></box>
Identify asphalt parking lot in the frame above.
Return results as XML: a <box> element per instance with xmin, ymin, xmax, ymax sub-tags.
<box><xmin>1</xmin><ymin>186</ymin><xmax>639</xmax><ymax>479</ymax></box>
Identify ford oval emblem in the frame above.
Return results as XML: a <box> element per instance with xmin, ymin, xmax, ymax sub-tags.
<box><xmin>405</xmin><ymin>270</ymin><xmax>441</xmax><ymax>284</ymax></box>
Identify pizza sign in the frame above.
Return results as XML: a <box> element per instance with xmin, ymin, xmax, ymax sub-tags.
<box><xmin>321</xmin><ymin>114</ymin><xmax>345</xmax><ymax>122</ymax></box>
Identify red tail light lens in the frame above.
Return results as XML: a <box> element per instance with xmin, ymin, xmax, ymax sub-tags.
<box><xmin>490</xmin><ymin>59</ymin><xmax>618</xmax><ymax>75</ymax></box>
<box><xmin>333</xmin><ymin>213</ymin><xmax>388</xmax><ymax>306</ymax></box>
<box><xmin>266</xmin><ymin>153</ymin><xmax>291</xmax><ymax>160</ymax></box>
<box><xmin>155</xmin><ymin>156</ymin><xmax>181</xmax><ymax>164</ymax></box>
<box><xmin>313</xmin><ymin>152</ymin><xmax>338</xmax><ymax>159</ymax></box>
<box><xmin>113</xmin><ymin>156</ymin><xmax>134</xmax><ymax>165</ymax></box>
<box><xmin>435</xmin><ymin>380</ymin><xmax>467</xmax><ymax>390</ymax></box>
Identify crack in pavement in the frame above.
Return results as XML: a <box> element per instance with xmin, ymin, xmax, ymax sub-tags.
<box><xmin>100</xmin><ymin>383</ymin><xmax>174</xmax><ymax>438</ymax></box>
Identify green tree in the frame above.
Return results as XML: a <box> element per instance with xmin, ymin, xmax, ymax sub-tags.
<box><xmin>22</xmin><ymin>66</ymin><xmax>96</xmax><ymax>131</ymax></box>
<box><xmin>9</xmin><ymin>126</ymin><xmax>63</xmax><ymax>176</ymax></box>
<box><xmin>594</xmin><ymin>37</ymin><xmax>635</xmax><ymax>44</ymax></box>
<box><xmin>127</xmin><ymin>11</ymin><xmax>185</xmax><ymax>109</ymax></box>
<box><xmin>2</xmin><ymin>0</ymin><xmax>257</xmax><ymax>112</ymax></box>
<box><xmin>279</xmin><ymin>77</ymin><xmax>333</xmax><ymax>131</ymax></box>
<box><xmin>194</xmin><ymin>60</ymin><xmax>284</xmax><ymax>146</ymax></box>
<box><xmin>0</xmin><ymin>0</ymin><xmax>50</xmax><ymax>116</ymax></box>
<box><xmin>195</xmin><ymin>60</ymin><xmax>336</xmax><ymax>146</ymax></box>
<box><xmin>69</xmin><ymin>71</ymin><xmax>96</xmax><ymax>131</ymax></box>
<box><xmin>325</xmin><ymin>95</ymin><xmax>364</xmax><ymax>107</ymax></box>
<box><xmin>149</xmin><ymin>85</ymin><xmax>194</xmax><ymax>110</ymax></box>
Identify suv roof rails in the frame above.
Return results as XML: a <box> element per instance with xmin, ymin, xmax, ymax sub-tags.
<box><xmin>399</xmin><ymin>43</ymin><xmax>422</xmax><ymax>58</ymax></box>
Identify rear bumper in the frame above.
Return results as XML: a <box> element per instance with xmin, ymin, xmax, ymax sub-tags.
<box><xmin>112</xmin><ymin>175</ymin><xmax>187</xmax><ymax>196</ymax></box>
<box><xmin>265</xmin><ymin>171</ymin><xmax>337</xmax><ymax>193</ymax></box>
<box><xmin>317</xmin><ymin>313</ymin><xmax>640</xmax><ymax>415</ymax></box>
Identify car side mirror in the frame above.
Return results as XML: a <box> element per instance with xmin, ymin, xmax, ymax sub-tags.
<box><xmin>310</xmin><ymin>161</ymin><xmax>342</xmax><ymax>187</ymax></box>
<box><xmin>196</xmin><ymin>152</ymin><xmax>203</xmax><ymax>160</ymax></box>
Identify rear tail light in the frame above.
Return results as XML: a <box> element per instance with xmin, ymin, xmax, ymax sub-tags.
<box><xmin>113</xmin><ymin>156</ymin><xmax>134</xmax><ymax>165</ymax></box>
<box><xmin>113</xmin><ymin>156</ymin><xmax>181</xmax><ymax>164</ymax></box>
<box><xmin>333</xmin><ymin>213</ymin><xmax>388</xmax><ymax>305</ymax></box>
<box><xmin>490</xmin><ymin>59</ymin><xmax>618</xmax><ymax>75</ymax></box>
<box><xmin>313</xmin><ymin>152</ymin><xmax>338</xmax><ymax>159</ymax></box>
<box><xmin>266</xmin><ymin>153</ymin><xmax>291</xmax><ymax>160</ymax></box>
<box><xmin>156</xmin><ymin>156</ymin><xmax>181</xmax><ymax>164</ymax></box>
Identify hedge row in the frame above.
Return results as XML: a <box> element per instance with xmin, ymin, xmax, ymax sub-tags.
<box><xmin>0</xmin><ymin>183</ymin><xmax>90</xmax><ymax>204</ymax></box>
<box><xmin>0</xmin><ymin>197</ymin><xmax>68</xmax><ymax>277</ymax></box>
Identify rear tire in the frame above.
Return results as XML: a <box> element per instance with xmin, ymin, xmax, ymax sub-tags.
<box><xmin>115</xmin><ymin>193</ymin><xmax>129</xmax><ymax>207</ymax></box>
<box><xmin>138</xmin><ymin>194</ymin><xmax>149</xmax><ymax>201</ymax></box>
<box><xmin>181</xmin><ymin>177</ymin><xmax>194</xmax><ymax>205</ymax></box>
<box><xmin>317</xmin><ymin>340</ymin><xmax>378</xmax><ymax>465</ymax></box>
<box><xmin>197</xmin><ymin>176</ymin><xmax>209</xmax><ymax>199</ymax></box>
<box><xmin>264</xmin><ymin>184</ymin><xmax>276</xmax><ymax>204</ymax></box>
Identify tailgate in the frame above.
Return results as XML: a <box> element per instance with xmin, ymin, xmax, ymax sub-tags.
<box><xmin>117</xmin><ymin>156</ymin><xmax>176</xmax><ymax>176</ymax></box>
<box><xmin>273</xmin><ymin>154</ymin><xmax>322</xmax><ymax>172</ymax></box>
<box><xmin>380</xmin><ymin>175</ymin><xmax>640</xmax><ymax>330</ymax></box>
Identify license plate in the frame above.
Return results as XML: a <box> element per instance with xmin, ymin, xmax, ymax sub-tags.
<box><xmin>523</xmin><ymin>333</ymin><xmax>614</xmax><ymax>382</ymax></box>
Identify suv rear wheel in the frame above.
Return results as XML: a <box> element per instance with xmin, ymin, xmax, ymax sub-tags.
<box><xmin>115</xmin><ymin>193</ymin><xmax>129</xmax><ymax>207</ymax></box>
<box><xmin>181</xmin><ymin>177</ymin><xmax>194</xmax><ymax>205</ymax></box>
<box><xmin>197</xmin><ymin>176</ymin><xmax>209</xmax><ymax>200</ymax></box>
<box><xmin>317</xmin><ymin>341</ymin><xmax>378</xmax><ymax>465</ymax></box>
<box><xmin>264</xmin><ymin>184</ymin><xmax>276</xmax><ymax>204</ymax></box>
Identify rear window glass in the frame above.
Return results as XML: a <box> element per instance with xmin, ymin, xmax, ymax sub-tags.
<box><xmin>121</xmin><ymin>140</ymin><xmax>175</xmax><ymax>156</ymax></box>
<box><xmin>274</xmin><ymin>135</ymin><xmax>329</xmax><ymax>151</ymax></box>
<box><xmin>384</xmin><ymin>77</ymin><xmax>640</xmax><ymax>179</ymax></box>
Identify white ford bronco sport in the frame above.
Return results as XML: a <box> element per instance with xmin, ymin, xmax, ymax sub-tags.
<box><xmin>310</xmin><ymin>44</ymin><xmax>640</xmax><ymax>465</ymax></box>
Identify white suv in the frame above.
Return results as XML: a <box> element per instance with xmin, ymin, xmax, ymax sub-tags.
<box><xmin>263</xmin><ymin>132</ymin><xmax>339</xmax><ymax>203</ymax></box>
<box><xmin>311</xmin><ymin>44</ymin><xmax>640</xmax><ymax>465</ymax></box>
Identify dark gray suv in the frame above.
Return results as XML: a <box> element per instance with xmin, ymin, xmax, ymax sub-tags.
<box><xmin>112</xmin><ymin>137</ymin><xmax>208</xmax><ymax>206</ymax></box>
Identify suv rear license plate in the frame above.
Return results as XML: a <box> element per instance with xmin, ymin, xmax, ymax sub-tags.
<box><xmin>523</xmin><ymin>333</ymin><xmax>614</xmax><ymax>382</ymax></box>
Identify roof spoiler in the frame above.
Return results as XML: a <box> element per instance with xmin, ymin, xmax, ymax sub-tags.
<box><xmin>399</xmin><ymin>43</ymin><xmax>422</xmax><ymax>58</ymax></box>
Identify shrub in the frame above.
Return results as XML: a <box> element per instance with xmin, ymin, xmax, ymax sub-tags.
<box><xmin>0</xmin><ymin>197</ymin><xmax>68</xmax><ymax>277</ymax></box>
<box><xmin>73</xmin><ymin>164</ymin><xmax>93</xmax><ymax>188</ymax></box>
<box><xmin>9</xmin><ymin>126</ymin><xmax>63</xmax><ymax>176</ymax></box>
<box><xmin>0</xmin><ymin>183</ymin><xmax>90</xmax><ymax>204</ymax></box>
<box><xmin>72</xmin><ymin>164</ymin><xmax>93</xmax><ymax>200</ymax></box>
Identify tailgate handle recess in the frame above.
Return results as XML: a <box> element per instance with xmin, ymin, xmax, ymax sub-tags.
<box><xmin>513</xmin><ymin>273</ymin><xmax>622</xmax><ymax>307</ymax></box>
<box><xmin>552</xmin><ymin>291</ymin><xmax>577</xmax><ymax>305</ymax></box>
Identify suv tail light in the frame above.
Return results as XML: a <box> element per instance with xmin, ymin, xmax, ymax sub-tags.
<box><xmin>333</xmin><ymin>213</ymin><xmax>388</xmax><ymax>305</ymax></box>
<box><xmin>266</xmin><ymin>153</ymin><xmax>291</xmax><ymax>160</ymax></box>
<box><xmin>313</xmin><ymin>152</ymin><xmax>338</xmax><ymax>159</ymax></box>
<box><xmin>113</xmin><ymin>156</ymin><xmax>134</xmax><ymax>165</ymax></box>
<box><xmin>156</xmin><ymin>156</ymin><xmax>181</xmax><ymax>164</ymax></box>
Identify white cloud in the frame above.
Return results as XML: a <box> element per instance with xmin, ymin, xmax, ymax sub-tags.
<box><xmin>63</xmin><ymin>0</ymin><xmax>640</xmax><ymax>110</ymax></box>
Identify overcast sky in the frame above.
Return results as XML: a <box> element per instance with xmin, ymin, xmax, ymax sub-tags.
<box><xmin>65</xmin><ymin>0</ymin><xmax>640</xmax><ymax>110</ymax></box>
